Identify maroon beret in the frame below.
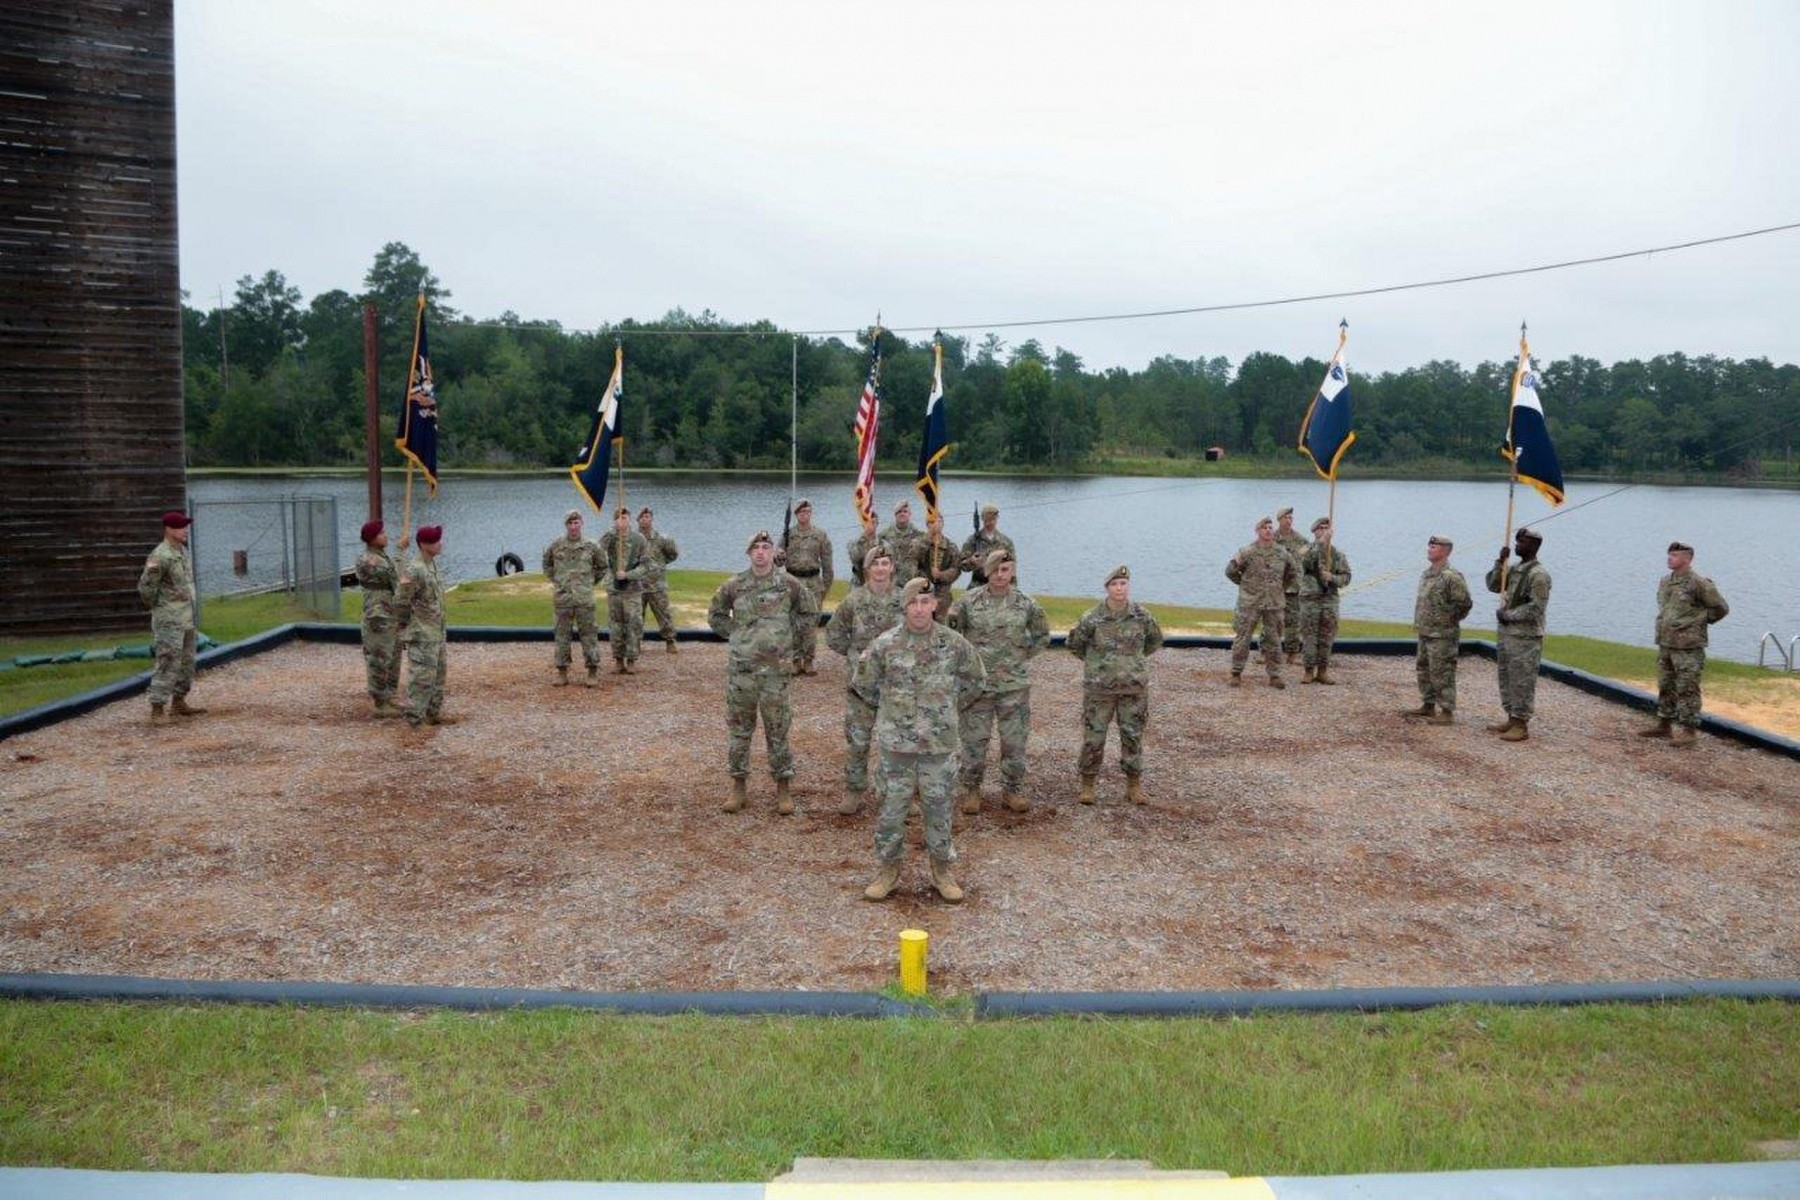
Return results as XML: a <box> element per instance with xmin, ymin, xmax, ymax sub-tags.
<box><xmin>360</xmin><ymin>520</ymin><xmax>384</xmax><ymax>543</ymax></box>
<box><xmin>162</xmin><ymin>511</ymin><xmax>191</xmax><ymax>528</ymax></box>
<box><xmin>415</xmin><ymin>525</ymin><xmax>443</xmax><ymax>546</ymax></box>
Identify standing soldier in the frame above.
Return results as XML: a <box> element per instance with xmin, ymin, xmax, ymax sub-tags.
<box><xmin>1067</xmin><ymin>565</ymin><xmax>1164</xmax><ymax>805</ymax></box>
<box><xmin>397</xmin><ymin>525</ymin><xmax>456</xmax><ymax>727</ymax></box>
<box><xmin>949</xmin><ymin>549</ymin><xmax>1049</xmax><ymax>814</ymax></box>
<box><xmin>1484</xmin><ymin>527</ymin><xmax>1552</xmax><ymax>741</ymax></box>
<box><xmin>636</xmin><ymin>506</ymin><xmax>681</xmax><ymax>654</ymax></box>
<box><xmin>961</xmin><ymin>503</ymin><xmax>1017</xmax><ymax>588</ymax></box>
<box><xmin>846</xmin><ymin>512</ymin><xmax>880</xmax><ymax>588</ymax></box>
<box><xmin>1641</xmin><ymin>540</ymin><xmax>1729</xmax><ymax>747</ymax></box>
<box><xmin>853</xmin><ymin>577</ymin><xmax>987</xmax><ymax>903</ymax></box>
<box><xmin>542</xmin><ymin>509</ymin><xmax>607</xmax><ymax>687</ymax></box>
<box><xmin>1274</xmin><ymin>507</ymin><xmax>1309</xmax><ymax>663</ymax></box>
<box><xmin>878</xmin><ymin>499</ymin><xmax>926</xmax><ymax>583</ymax></box>
<box><xmin>780</xmin><ymin>497</ymin><xmax>833</xmax><ymax>674</ymax></box>
<box><xmin>1226</xmin><ymin>516</ymin><xmax>1298</xmax><ymax>688</ymax></box>
<box><xmin>824</xmin><ymin>545</ymin><xmax>905</xmax><ymax>815</ymax></box>
<box><xmin>138</xmin><ymin>510</ymin><xmax>204</xmax><ymax>722</ymax></box>
<box><xmin>1297</xmin><ymin>516</ymin><xmax>1352</xmax><ymax>685</ymax></box>
<box><xmin>600</xmin><ymin>506</ymin><xmax>648</xmax><ymax>673</ymax></box>
<box><xmin>354</xmin><ymin>519</ymin><xmax>405</xmax><ymax>716</ymax></box>
<box><xmin>708</xmin><ymin>530</ymin><xmax>816</xmax><ymax>815</ymax></box>
<box><xmin>1403</xmin><ymin>535</ymin><xmax>1473</xmax><ymax>724</ymax></box>
<box><xmin>920</xmin><ymin>511</ymin><xmax>963</xmax><ymax>622</ymax></box>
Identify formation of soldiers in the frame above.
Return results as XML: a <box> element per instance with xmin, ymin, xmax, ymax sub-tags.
<box><xmin>142</xmin><ymin>498</ymin><xmax>1731</xmax><ymax>901</ymax></box>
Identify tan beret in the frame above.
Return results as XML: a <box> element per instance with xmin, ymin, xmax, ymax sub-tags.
<box><xmin>1515</xmin><ymin>527</ymin><xmax>1543</xmax><ymax>545</ymax></box>
<box><xmin>1427</xmin><ymin>534</ymin><xmax>1454</xmax><ymax>549</ymax></box>
<box><xmin>980</xmin><ymin>504</ymin><xmax>999</xmax><ymax>518</ymax></box>
<box><xmin>1668</xmin><ymin>540</ymin><xmax>1694</xmax><ymax>555</ymax></box>
<box><xmin>1105</xmin><ymin>564</ymin><xmax>1130</xmax><ymax>585</ymax></box>
<box><xmin>614</xmin><ymin>506</ymin><xmax>631</xmax><ymax>519</ymax></box>
<box><xmin>746</xmin><ymin>529</ymin><xmax>774</xmax><ymax>552</ymax></box>
<box><xmin>564</xmin><ymin>509</ymin><xmax>582</xmax><ymax>524</ymax></box>
<box><xmin>901</xmin><ymin>577</ymin><xmax>934</xmax><ymax>604</ymax></box>
<box><xmin>794</xmin><ymin>497</ymin><xmax>812</xmax><ymax>512</ymax></box>
<box><xmin>863</xmin><ymin>544</ymin><xmax>893</xmax><ymax>571</ymax></box>
<box><xmin>984</xmin><ymin>548</ymin><xmax>1014</xmax><ymax>575</ymax></box>
<box><xmin>1311</xmin><ymin>517</ymin><xmax>1331</xmax><ymax>532</ymax></box>
<box><xmin>1256</xmin><ymin>516</ymin><xmax>1274</xmax><ymax>529</ymax></box>
<box><xmin>893</xmin><ymin>499</ymin><xmax>911</xmax><ymax>514</ymax></box>
<box><xmin>1277</xmin><ymin>507</ymin><xmax>1294</xmax><ymax>519</ymax></box>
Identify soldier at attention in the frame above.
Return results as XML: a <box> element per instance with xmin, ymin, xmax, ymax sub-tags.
<box><xmin>354</xmin><ymin>519</ymin><xmax>405</xmax><ymax>716</ymax></box>
<box><xmin>708</xmin><ymin>529</ymin><xmax>816</xmax><ymax>815</ymax></box>
<box><xmin>1226</xmin><ymin>516</ymin><xmax>1298</xmax><ymax>689</ymax></box>
<box><xmin>779</xmin><ymin>497</ymin><xmax>833</xmax><ymax>675</ymax></box>
<box><xmin>1484</xmin><ymin>527</ymin><xmax>1552</xmax><ymax>742</ymax></box>
<box><xmin>845</xmin><ymin>511</ymin><xmax>880</xmax><ymax>588</ymax></box>
<box><xmin>1273</xmin><ymin>506</ymin><xmax>1309</xmax><ymax>664</ymax></box>
<box><xmin>853</xmin><ymin>577</ymin><xmax>986</xmax><ymax>903</ymax></box>
<box><xmin>636</xmin><ymin>506</ymin><xmax>681</xmax><ymax>654</ymax></box>
<box><xmin>878</xmin><ymin>498</ymin><xmax>926</xmax><ymax>585</ymax></box>
<box><xmin>949</xmin><ymin>549</ymin><xmax>1049</xmax><ymax>815</ymax></box>
<box><xmin>1402</xmin><ymin>535</ymin><xmax>1473</xmax><ymax>725</ymax></box>
<box><xmin>1639</xmin><ymin>540</ymin><xmax>1729</xmax><ymax>747</ymax></box>
<box><xmin>397</xmin><ymin>525</ymin><xmax>457</xmax><ymax>728</ymax></box>
<box><xmin>961</xmin><ymin>503</ymin><xmax>1017</xmax><ymax>588</ymax></box>
<box><xmin>542</xmin><ymin>508</ymin><xmax>607</xmax><ymax>688</ymax></box>
<box><xmin>1296</xmin><ymin>516</ymin><xmax>1352</xmax><ymax>686</ymax></box>
<box><xmin>1066</xmin><ymin>565</ymin><xmax>1164</xmax><ymax>806</ymax></box>
<box><xmin>138</xmin><ymin>510</ymin><xmax>204</xmax><ymax>722</ymax></box>
<box><xmin>600</xmin><ymin>506</ymin><xmax>648</xmax><ymax>674</ymax></box>
<box><xmin>824</xmin><ymin>545</ymin><xmax>906</xmax><ymax>816</ymax></box>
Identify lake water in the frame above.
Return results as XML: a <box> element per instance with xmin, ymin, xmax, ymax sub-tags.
<box><xmin>188</xmin><ymin>472</ymin><xmax>1798</xmax><ymax>665</ymax></box>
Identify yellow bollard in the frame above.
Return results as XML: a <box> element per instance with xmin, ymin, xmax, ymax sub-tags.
<box><xmin>898</xmin><ymin>928</ymin><xmax>929</xmax><ymax>996</ymax></box>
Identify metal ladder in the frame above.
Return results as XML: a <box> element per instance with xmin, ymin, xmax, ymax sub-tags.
<box><xmin>1756</xmin><ymin>632</ymin><xmax>1799</xmax><ymax>671</ymax></box>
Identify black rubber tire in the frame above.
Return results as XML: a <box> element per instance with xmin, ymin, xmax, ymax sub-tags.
<box><xmin>496</xmin><ymin>552</ymin><xmax>525</xmax><ymax>576</ymax></box>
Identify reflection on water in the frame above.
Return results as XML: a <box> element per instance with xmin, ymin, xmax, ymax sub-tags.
<box><xmin>188</xmin><ymin>472</ymin><xmax>1798</xmax><ymax>665</ymax></box>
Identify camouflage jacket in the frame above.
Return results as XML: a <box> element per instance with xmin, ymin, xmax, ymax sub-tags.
<box><xmin>637</xmin><ymin>527</ymin><xmax>679</xmax><ymax>587</ymax></box>
<box><xmin>1225</xmin><ymin>542</ymin><xmax>1299</xmax><ymax>611</ymax></box>
<box><xmin>137</xmin><ymin>540</ymin><xmax>194</xmax><ymax>624</ymax></box>
<box><xmin>1655</xmin><ymin>570</ymin><xmax>1729</xmax><ymax>650</ymax></box>
<box><xmin>781</xmin><ymin>525</ymin><xmax>834</xmax><ymax>588</ymax></box>
<box><xmin>1414</xmin><ymin>564</ymin><xmax>1473</xmax><ymax>637</ymax></box>
<box><xmin>825</xmin><ymin>583</ymin><xmax>904</xmax><ymax>662</ymax></box>
<box><xmin>397</xmin><ymin>553</ymin><xmax>446</xmax><ymax>640</ymax></box>
<box><xmin>355</xmin><ymin>548</ymin><xmax>400</xmax><ymax>622</ymax></box>
<box><xmin>1275</xmin><ymin>530</ymin><xmax>1310</xmax><ymax>593</ymax></box>
<box><xmin>1485</xmin><ymin>557</ymin><xmax>1552</xmax><ymax>637</ymax></box>
<box><xmin>960</xmin><ymin>528</ymin><xmax>1017</xmax><ymax>584</ymax></box>
<box><xmin>948</xmin><ymin>585</ymin><xmax>1049</xmax><ymax>695</ymax></box>
<box><xmin>845</xmin><ymin>528</ymin><xmax>879</xmax><ymax>586</ymax></box>
<box><xmin>541</xmin><ymin>534</ymin><xmax>607</xmax><ymax>608</ymax></box>
<box><xmin>852</xmin><ymin>621</ymin><xmax>986</xmax><ymax>755</ymax></box>
<box><xmin>1066</xmin><ymin>600</ymin><xmax>1164</xmax><ymax>694</ymax></box>
<box><xmin>920</xmin><ymin>532</ymin><xmax>963</xmax><ymax>594</ymax></box>
<box><xmin>1298</xmin><ymin>542</ymin><xmax>1353</xmax><ymax>600</ymax></box>
<box><xmin>600</xmin><ymin>529</ymin><xmax>648</xmax><ymax>594</ymax></box>
<box><xmin>878</xmin><ymin>522</ymin><xmax>927</xmax><ymax>581</ymax></box>
<box><xmin>707</xmin><ymin>567</ymin><xmax>815</xmax><ymax>674</ymax></box>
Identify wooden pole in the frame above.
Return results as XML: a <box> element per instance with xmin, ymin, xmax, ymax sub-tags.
<box><xmin>401</xmin><ymin>461</ymin><xmax>415</xmax><ymax>545</ymax></box>
<box><xmin>362</xmin><ymin>302</ymin><xmax>381</xmax><ymax>522</ymax></box>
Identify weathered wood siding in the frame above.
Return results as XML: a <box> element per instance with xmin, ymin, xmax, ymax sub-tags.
<box><xmin>0</xmin><ymin>1</ymin><xmax>184</xmax><ymax>636</ymax></box>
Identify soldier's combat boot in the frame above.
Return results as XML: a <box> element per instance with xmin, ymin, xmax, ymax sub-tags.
<box><xmin>960</xmin><ymin>786</ymin><xmax>981</xmax><ymax>816</ymax></box>
<box><xmin>929</xmin><ymin>859</ymin><xmax>964</xmax><ymax>904</ymax></box>
<box><xmin>555</xmin><ymin>666</ymin><xmax>570</xmax><ymax>687</ymax></box>
<box><xmin>775</xmin><ymin>778</ymin><xmax>795</xmax><ymax>816</ymax></box>
<box><xmin>1316</xmin><ymin>667</ymin><xmax>1337</xmax><ymax>686</ymax></box>
<box><xmin>1638</xmin><ymin>718</ymin><xmax>1673</xmax><ymax>738</ymax></box>
<box><xmin>863</xmin><ymin>862</ymin><xmax>900</xmax><ymax>902</ymax></box>
<box><xmin>666</xmin><ymin>637</ymin><xmax>679</xmax><ymax>654</ymax></box>
<box><xmin>584</xmin><ymin>666</ymin><xmax>599</xmax><ymax>688</ymax></box>
<box><xmin>1670</xmin><ymin>724</ymin><xmax>1697</xmax><ymax>747</ymax></box>
<box><xmin>1486</xmin><ymin>716</ymin><xmax>1518</xmax><ymax>733</ymax></box>
<box><xmin>622</xmin><ymin>660</ymin><xmax>637</xmax><ymax>675</ymax></box>
<box><xmin>1078</xmin><ymin>776</ymin><xmax>1097</xmax><ymax>805</ymax></box>
<box><xmin>614</xmin><ymin>660</ymin><xmax>628</xmax><ymax>675</ymax></box>
<box><xmin>1301</xmin><ymin>666</ymin><xmax>1317</xmax><ymax>684</ymax></box>
<box><xmin>837</xmin><ymin>789</ymin><xmax>866</xmax><ymax>816</ymax></box>
<box><xmin>373</xmin><ymin>700</ymin><xmax>404</xmax><ymax>719</ymax></box>
<box><xmin>1227</xmin><ymin>672</ymin><xmax>1243</xmax><ymax>688</ymax></box>
<box><xmin>1289</xmin><ymin>651</ymin><xmax>1303</xmax><ymax>666</ymax></box>
<box><xmin>1428</xmin><ymin>708</ymin><xmax>1455</xmax><ymax>726</ymax></box>
<box><xmin>1126</xmin><ymin>776</ymin><xmax>1146</xmax><ymax>805</ymax></box>
<box><xmin>1499</xmin><ymin>719</ymin><xmax>1530</xmax><ymax>742</ymax></box>
<box><xmin>722</xmin><ymin>777</ymin><xmax>747</xmax><ymax>813</ymax></box>
<box><xmin>426</xmin><ymin>712</ymin><xmax>461</xmax><ymax>726</ymax></box>
<box><xmin>149</xmin><ymin>702</ymin><xmax>167</xmax><ymax>722</ymax></box>
<box><xmin>171</xmin><ymin>696</ymin><xmax>207</xmax><ymax>716</ymax></box>
<box><xmin>1002</xmin><ymin>789</ymin><xmax>1030</xmax><ymax>813</ymax></box>
<box><xmin>1400</xmin><ymin>703</ymin><xmax>1434</xmax><ymax>719</ymax></box>
<box><xmin>1267</xmin><ymin>675</ymin><xmax>1287</xmax><ymax>690</ymax></box>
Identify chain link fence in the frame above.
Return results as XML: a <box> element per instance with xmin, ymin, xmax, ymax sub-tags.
<box><xmin>190</xmin><ymin>495</ymin><xmax>341</xmax><ymax>622</ymax></box>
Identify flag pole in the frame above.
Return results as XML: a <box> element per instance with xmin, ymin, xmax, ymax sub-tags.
<box><xmin>1324</xmin><ymin>318</ymin><xmax>1347</xmax><ymax>548</ymax></box>
<box><xmin>401</xmin><ymin>462</ymin><xmax>415</xmax><ymax>545</ymax></box>
<box><xmin>1500</xmin><ymin>320</ymin><xmax>1527</xmax><ymax>592</ymax></box>
<box><xmin>790</xmin><ymin>335</ymin><xmax>798</xmax><ymax>509</ymax></box>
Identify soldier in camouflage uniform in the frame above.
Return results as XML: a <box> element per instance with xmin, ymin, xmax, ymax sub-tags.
<box><xmin>1403</xmin><ymin>535</ymin><xmax>1473</xmax><ymax>725</ymax></box>
<box><xmin>1274</xmin><ymin>507</ymin><xmax>1309</xmax><ymax>662</ymax></box>
<box><xmin>600</xmin><ymin>507</ymin><xmax>648</xmax><ymax>672</ymax></box>
<box><xmin>961</xmin><ymin>504</ymin><xmax>1018</xmax><ymax>588</ymax></box>
<box><xmin>824</xmin><ymin>544</ymin><xmax>905</xmax><ymax>815</ymax></box>
<box><xmin>708</xmin><ymin>529</ymin><xmax>816</xmax><ymax>815</ymax></box>
<box><xmin>1226</xmin><ymin>516</ymin><xmax>1299</xmax><ymax>688</ymax></box>
<box><xmin>542</xmin><ymin>509</ymin><xmax>607</xmax><ymax>687</ymax></box>
<box><xmin>846</xmin><ymin>513</ymin><xmax>879</xmax><ymax>587</ymax></box>
<box><xmin>853</xmin><ymin>577</ymin><xmax>987</xmax><ymax>904</ymax></box>
<box><xmin>636</xmin><ymin>507</ymin><xmax>681</xmax><ymax>654</ymax></box>
<box><xmin>1640</xmin><ymin>540</ymin><xmax>1729</xmax><ymax>747</ymax></box>
<box><xmin>779</xmin><ymin>497</ymin><xmax>833</xmax><ymax>674</ymax></box>
<box><xmin>354</xmin><ymin>519</ymin><xmax>404</xmax><ymax>716</ymax></box>
<box><xmin>397</xmin><ymin>525</ymin><xmax>457</xmax><ymax>728</ymax></box>
<box><xmin>1297</xmin><ymin>517</ymin><xmax>1352</xmax><ymax>685</ymax></box>
<box><xmin>137</xmin><ymin>510</ymin><xmax>204</xmax><ymax>721</ymax></box>
<box><xmin>920</xmin><ymin>511</ymin><xmax>963</xmax><ymax>622</ymax></box>
<box><xmin>949</xmin><ymin>549</ymin><xmax>1049</xmax><ymax>814</ymax></box>
<box><xmin>878</xmin><ymin>499</ymin><xmax>927</xmax><ymax>585</ymax></box>
<box><xmin>1484</xmin><ymin>527</ymin><xmax>1552</xmax><ymax>741</ymax></box>
<box><xmin>1067</xmin><ymin>565</ymin><xmax>1164</xmax><ymax>805</ymax></box>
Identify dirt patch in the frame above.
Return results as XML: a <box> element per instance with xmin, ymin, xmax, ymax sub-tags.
<box><xmin>2</xmin><ymin>644</ymin><xmax>1795</xmax><ymax>993</ymax></box>
<box><xmin>1617</xmin><ymin>673</ymin><xmax>1800</xmax><ymax>742</ymax></box>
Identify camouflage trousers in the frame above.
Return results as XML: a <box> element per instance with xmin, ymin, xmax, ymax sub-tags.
<box><xmin>1495</xmin><ymin>632</ymin><xmax>1543</xmax><ymax>721</ymax></box>
<box><xmin>1656</xmin><ymin>646</ymin><xmax>1707</xmax><ymax>728</ymax></box>
<box><xmin>608</xmin><ymin>589</ymin><xmax>644</xmax><ymax>664</ymax></box>
<box><xmin>726</xmin><ymin>668</ymin><xmax>793</xmax><ymax>780</ymax></box>
<box><xmin>641</xmin><ymin>583</ymin><xmax>677</xmax><ymax>645</ymax></box>
<box><xmin>1078</xmin><ymin>689</ymin><xmax>1148</xmax><ymax>777</ymax></box>
<box><xmin>552</xmin><ymin>602</ymin><xmax>601</xmax><ymax>670</ymax></box>
<box><xmin>959</xmin><ymin>687</ymin><xmax>1031</xmax><ymax>790</ymax></box>
<box><xmin>404</xmin><ymin>633</ymin><xmax>447</xmax><ymax>722</ymax></box>
<box><xmin>147</xmin><ymin>613</ymin><xmax>196</xmax><ymax>706</ymax></box>
<box><xmin>361</xmin><ymin>614</ymin><xmax>401</xmax><ymax>702</ymax></box>
<box><xmin>843</xmin><ymin>689</ymin><xmax>879</xmax><ymax>793</ymax></box>
<box><xmin>874</xmin><ymin>749</ymin><xmax>957</xmax><ymax>866</ymax></box>
<box><xmin>1298</xmin><ymin>596</ymin><xmax>1340</xmax><ymax>670</ymax></box>
<box><xmin>1282</xmin><ymin>592</ymin><xmax>1302</xmax><ymax>654</ymax></box>
<box><xmin>1230</xmin><ymin>607</ymin><xmax>1285</xmax><ymax>676</ymax></box>
<box><xmin>792</xmin><ymin>578</ymin><xmax>827</xmax><ymax>667</ymax></box>
<box><xmin>1415</xmin><ymin>633</ymin><xmax>1460</xmax><ymax>711</ymax></box>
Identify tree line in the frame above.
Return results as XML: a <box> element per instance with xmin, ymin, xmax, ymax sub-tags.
<box><xmin>180</xmin><ymin>242</ymin><xmax>1800</xmax><ymax>481</ymax></box>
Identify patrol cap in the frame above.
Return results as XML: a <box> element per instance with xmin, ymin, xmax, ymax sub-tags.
<box><xmin>980</xmin><ymin>503</ymin><xmax>999</xmax><ymax>518</ymax></box>
<box><xmin>1515</xmin><ymin>527</ymin><xmax>1543</xmax><ymax>547</ymax></box>
<box><xmin>1427</xmin><ymin>534</ymin><xmax>1454</xmax><ymax>549</ymax></box>
<box><xmin>1277</xmin><ymin>506</ymin><xmax>1294</xmax><ymax>520</ymax></box>
<box><xmin>863</xmin><ymin>544</ymin><xmax>893</xmax><ymax>571</ymax></box>
<box><xmin>1668</xmin><ymin>540</ymin><xmax>1695</xmax><ymax>555</ymax></box>
<box><xmin>161</xmin><ymin>511</ymin><xmax>192</xmax><ymax>529</ymax></box>
<box><xmin>984</xmin><ymin>548</ymin><xmax>1015</xmax><ymax>575</ymax></box>
<box><xmin>794</xmin><ymin>497</ymin><xmax>812</xmax><ymax>512</ymax></box>
<box><xmin>1311</xmin><ymin>517</ymin><xmax>1331</xmax><ymax>532</ymax></box>
<box><xmin>893</xmin><ymin>499</ymin><xmax>911</xmax><ymax>515</ymax></box>
<box><xmin>1105</xmin><ymin>564</ymin><xmax>1130</xmax><ymax>585</ymax></box>
<box><xmin>564</xmin><ymin>508</ymin><xmax>582</xmax><ymax>524</ymax></box>
<box><xmin>360</xmin><ymin>520</ymin><xmax>384</xmax><ymax>543</ymax></box>
<box><xmin>415</xmin><ymin>525</ymin><xmax>443</xmax><ymax>546</ymax></box>
<box><xmin>746</xmin><ymin>529</ymin><xmax>774</xmax><ymax>552</ymax></box>
<box><xmin>901</xmin><ymin>577</ymin><xmax>934</xmax><ymax>604</ymax></box>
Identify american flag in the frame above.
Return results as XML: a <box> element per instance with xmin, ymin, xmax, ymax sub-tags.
<box><xmin>852</xmin><ymin>344</ymin><xmax>881</xmax><ymax>526</ymax></box>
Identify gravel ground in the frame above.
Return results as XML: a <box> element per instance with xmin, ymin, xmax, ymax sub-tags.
<box><xmin>2</xmin><ymin>642</ymin><xmax>1795</xmax><ymax>994</ymax></box>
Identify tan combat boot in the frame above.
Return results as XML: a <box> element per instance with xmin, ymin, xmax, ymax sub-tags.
<box><xmin>1428</xmin><ymin>708</ymin><xmax>1455</xmax><ymax>726</ymax></box>
<box><xmin>1288</xmin><ymin>651</ymin><xmax>1303</xmax><ymax>666</ymax></box>
<box><xmin>929</xmin><ymin>859</ymin><xmax>964</xmax><ymax>904</ymax></box>
<box><xmin>1002</xmin><ymin>789</ymin><xmax>1030</xmax><ymax>813</ymax></box>
<box><xmin>863</xmin><ymin>862</ymin><xmax>900</xmax><ymax>901</ymax></box>
<box><xmin>666</xmin><ymin>638</ymin><xmax>679</xmax><ymax>654</ymax></box>
<box><xmin>1670</xmin><ymin>724</ymin><xmax>1696</xmax><ymax>747</ymax></box>
<box><xmin>1486</xmin><ymin>716</ymin><xmax>1518</xmax><ymax>733</ymax></box>
<box><xmin>960</xmin><ymin>786</ymin><xmax>981</xmax><ymax>816</ymax></box>
<box><xmin>1315</xmin><ymin>667</ymin><xmax>1337</xmax><ymax>686</ymax></box>
<box><xmin>1500</xmin><ymin>720</ymin><xmax>1530</xmax><ymax>742</ymax></box>
<box><xmin>584</xmin><ymin>666</ymin><xmax>599</xmax><ymax>688</ymax></box>
<box><xmin>1267</xmin><ymin>675</ymin><xmax>1287</xmax><ymax>690</ymax></box>
<box><xmin>837</xmin><ymin>789</ymin><xmax>866</xmax><ymax>816</ymax></box>
<box><xmin>1301</xmin><ymin>666</ymin><xmax>1317</xmax><ymax>684</ymax></box>
<box><xmin>1400</xmin><ymin>703</ymin><xmax>1434</xmax><ymax>719</ymax></box>
<box><xmin>1126</xmin><ymin>776</ymin><xmax>1145</xmax><ymax>805</ymax></box>
<box><xmin>171</xmin><ymin>696</ymin><xmax>207</xmax><ymax>716</ymax></box>
<box><xmin>373</xmin><ymin>700</ymin><xmax>403</xmax><ymax>719</ymax></box>
<box><xmin>621</xmin><ymin>660</ymin><xmax>637</xmax><ymax>675</ymax></box>
<box><xmin>775</xmin><ymin>778</ymin><xmax>795</xmax><ymax>816</ymax></box>
<box><xmin>149</xmin><ymin>702</ymin><xmax>167</xmax><ymax>722</ymax></box>
<box><xmin>1638</xmin><ymin>718</ymin><xmax>1673</xmax><ymax>738</ymax></box>
<box><xmin>614</xmin><ymin>660</ymin><xmax>628</xmax><ymax>674</ymax></box>
<box><xmin>555</xmin><ymin>667</ymin><xmax>570</xmax><ymax>687</ymax></box>
<box><xmin>1227</xmin><ymin>673</ymin><xmax>1243</xmax><ymax>688</ymax></box>
<box><xmin>1078</xmin><ymin>776</ymin><xmax>1097</xmax><ymax>805</ymax></box>
<box><xmin>426</xmin><ymin>712</ymin><xmax>461</xmax><ymax>726</ymax></box>
<box><xmin>723</xmin><ymin>777</ymin><xmax>747</xmax><ymax>813</ymax></box>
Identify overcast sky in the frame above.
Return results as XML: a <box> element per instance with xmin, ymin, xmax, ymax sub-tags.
<box><xmin>175</xmin><ymin>1</ymin><xmax>1800</xmax><ymax>374</ymax></box>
